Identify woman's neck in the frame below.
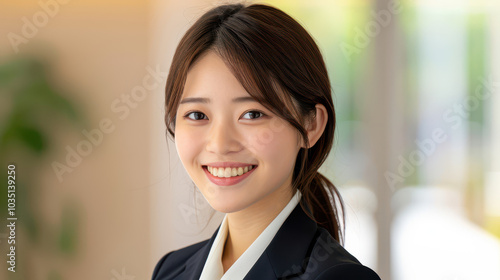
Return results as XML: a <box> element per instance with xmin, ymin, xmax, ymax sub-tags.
<box><xmin>221</xmin><ymin>186</ymin><xmax>295</xmax><ymax>272</ymax></box>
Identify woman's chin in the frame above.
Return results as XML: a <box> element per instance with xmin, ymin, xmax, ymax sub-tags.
<box><xmin>206</xmin><ymin>201</ymin><xmax>241</xmax><ymax>213</ymax></box>
<box><xmin>204</xmin><ymin>198</ymin><xmax>250</xmax><ymax>214</ymax></box>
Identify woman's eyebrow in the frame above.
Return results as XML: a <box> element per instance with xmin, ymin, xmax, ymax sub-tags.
<box><xmin>179</xmin><ymin>96</ymin><xmax>256</xmax><ymax>104</ymax></box>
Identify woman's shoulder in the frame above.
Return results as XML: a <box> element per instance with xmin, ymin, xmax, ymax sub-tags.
<box><xmin>302</xmin><ymin>226</ymin><xmax>380</xmax><ymax>280</ymax></box>
<box><xmin>260</xmin><ymin>201</ymin><xmax>381</xmax><ymax>279</ymax></box>
<box><xmin>151</xmin><ymin>239</ymin><xmax>210</xmax><ymax>279</ymax></box>
<box><xmin>314</xmin><ymin>262</ymin><xmax>381</xmax><ymax>280</ymax></box>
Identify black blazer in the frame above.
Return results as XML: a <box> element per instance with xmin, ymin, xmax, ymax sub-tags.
<box><xmin>152</xmin><ymin>200</ymin><xmax>381</xmax><ymax>280</ymax></box>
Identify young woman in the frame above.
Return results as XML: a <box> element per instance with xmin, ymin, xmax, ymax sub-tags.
<box><xmin>152</xmin><ymin>3</ymin><xmax>381</xmax><ymax>280</ymax></box>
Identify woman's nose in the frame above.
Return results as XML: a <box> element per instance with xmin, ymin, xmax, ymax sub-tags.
<box><xmin>205</xmin><ymin>119</ymin><xmax>242</xmax><ymax>155</ymax></box>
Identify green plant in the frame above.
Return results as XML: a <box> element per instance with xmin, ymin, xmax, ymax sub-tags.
<box><xmin>0</xmin><ymin>54</ymin><xmax>85</xmax><ymax>280</ymax></box>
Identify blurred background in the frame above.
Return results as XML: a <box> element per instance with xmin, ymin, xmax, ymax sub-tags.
<box><xmin>1</xmin><ymin>0</ymin><xmax>499</xmax><ymax>279</ymax></box>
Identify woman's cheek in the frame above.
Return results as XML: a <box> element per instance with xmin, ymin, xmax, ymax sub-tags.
<box><xmin>242</xmin><ymin>125</ymin><xmax>279</xmax><ymax>151</ymax></box>
<box><xmin>257</xmin><ymin>129</ymin><xmax>294</xmax><ymax>157</ymax></box>
<box><xmin>270</xmin><ymin>129</ymin><xmax>301</xmax><ymax>165</ymax></box>
<box><xmin>175</xmin><ymin>126</ymin><xmax>202</xmax><ymax>164</ymax></box>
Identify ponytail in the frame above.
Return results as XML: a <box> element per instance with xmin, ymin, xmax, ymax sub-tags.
<box><xmin>293</xmin><ymin>144</ymin><xmax>345</xmax><ymax>244</ymax></box>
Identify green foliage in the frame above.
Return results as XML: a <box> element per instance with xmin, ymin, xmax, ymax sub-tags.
<box><xmin>0</xmin><ymin>56</ymin><xmax>83</xmax><ymax>156</ymax></box>
<box><xmin>57</xmin><ymin>202</ymin><xmax>80</xmax><ymax>255</ymax></box>
<box><xmin>47</xmin><ymin>270</ymin><xmax>63</xmax><ymax>280</ymax></box>
<box><xmin>0</xmin><ymin>54</ymin><xmax>86</xmax><ymax>279</ymax></box>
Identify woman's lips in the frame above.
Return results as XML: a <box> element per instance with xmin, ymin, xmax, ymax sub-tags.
<box><xmin>203</xmin><ymin>165</ymin><xmax>257</xmax><ymax>186</ymax></box>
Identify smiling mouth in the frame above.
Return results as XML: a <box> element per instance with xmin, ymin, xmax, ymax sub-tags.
<box><xmin>202</xmin><ymin>165</ymin><xmax>257</xmax><ymax>178</ymax></box>
<box><xmin>202</xmin><ymin>165</ymin><xmax>257</xmax><ymax>187</ymax></box>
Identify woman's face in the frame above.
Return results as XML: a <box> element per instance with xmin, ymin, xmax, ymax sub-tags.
<box><xmin>174</xmin><ymin>51</ymin><xmax>302</xmax><ymax>213</ymax></box>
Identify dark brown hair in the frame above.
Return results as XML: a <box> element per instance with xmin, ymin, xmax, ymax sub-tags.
<box><xmin>164</xmin><ymin>2</ymin><xmax>345</xmax><ymax>243</ymax></box>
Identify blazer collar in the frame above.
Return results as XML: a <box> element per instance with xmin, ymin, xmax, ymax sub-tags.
<box><xmin>183</xmin><ymin>198</ymin><xmax>318</xmax><ymax>279</ymax></box>
<box><xmin>246</xmin><ymin>199</ymin><xmax>318</xmax><ymax>279</ymax></box>
<box><xmin>183</xmin><ymin>226</ymin><xmax>219</xmax><ymax>279</ymax></box>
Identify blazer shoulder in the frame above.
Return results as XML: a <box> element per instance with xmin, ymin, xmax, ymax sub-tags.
<box><xmin>303</xmin><ymin>227</ymin><xmax>381</xmax><ymax>280</ymax></box>
<box><xmin>151</xmin><ymin>239</ymin><xmax>209</xmax><ymax>279</ymax></box>
<box><xmin>314</xmin><ymin>263</ymin><xmax>381</xmax><ymax>280</ymax></box>
<box><xmin>310</xmin><ymin>227</ymin><xmax>362</xmax><ymax>265</ymax></box>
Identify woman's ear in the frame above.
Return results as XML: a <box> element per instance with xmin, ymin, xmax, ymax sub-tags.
<box><xmin>301</xmin><ymin>104</ymin><xmax>328</xmax><ymax>149</ymax></box>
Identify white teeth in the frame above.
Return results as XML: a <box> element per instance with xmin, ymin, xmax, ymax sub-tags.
<box><xmin>224</xmin><ymin>167</ymin><xmax>231</xmax><ymax>178</ymax></box>
<box><xmin>207</xmin><ymin>165</ymin><xmax>255</xmax><ymax>178</ymax></box>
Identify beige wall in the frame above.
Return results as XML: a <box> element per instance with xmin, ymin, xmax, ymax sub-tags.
<box><xmin>1</xmin><ymin>1</ymin><xmax>152</xmax><ymax>279</ymax></box>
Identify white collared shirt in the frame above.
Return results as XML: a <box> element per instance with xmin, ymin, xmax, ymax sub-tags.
<box><xmin>199</xmin><ymin>189</ymin><xmax>302</xmax><ymax>280</ymax></box>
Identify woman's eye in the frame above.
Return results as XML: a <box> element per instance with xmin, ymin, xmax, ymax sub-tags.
<box><xmin>185</xmin><ymin>111</ymin><xmax>208</xmax><ymax>120</ymax></box>
<box><xmin>241</xmin><ymin>110</ymin><xmax>266</xmax><ymax>120</ymax></box>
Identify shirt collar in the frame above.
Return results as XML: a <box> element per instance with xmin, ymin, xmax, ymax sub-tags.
<box><xmin>199</xmin><ymin>189</ymin><xmax>303</xmax><ymax>280</ymax></box>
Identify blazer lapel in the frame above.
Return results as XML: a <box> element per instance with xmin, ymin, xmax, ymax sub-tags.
<box><xmin>244</xmin><ymin>200</ymin><xmax>318</xmax><ymax>279</ymax></box>
<box><xmin>181</xmin><ymin>225</ymin><xmax>220</xmax><ymax>280</ymax></box>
